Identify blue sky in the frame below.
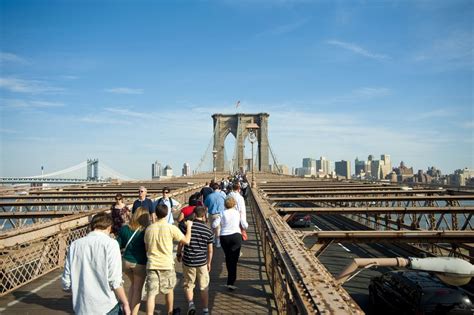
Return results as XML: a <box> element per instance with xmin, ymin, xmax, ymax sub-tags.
<box><xmin>0</xmin><ymin>0</ymin><xmax>473</xmax><ymax>179</ymax></box>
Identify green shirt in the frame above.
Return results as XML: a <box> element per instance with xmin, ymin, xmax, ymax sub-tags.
<box><xmin>116</xmin><ymin>225</ymin><xmax>147</xmax><ymax>265</ymax></box>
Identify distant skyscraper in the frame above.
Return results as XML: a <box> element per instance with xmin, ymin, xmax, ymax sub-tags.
<box><xmin>302</xmin><ymin>158</ymin><xmax>316</xmax><ymax>175</ymax></box>
<box><xmin>380</xmin><ymin>154</ymin><xmax>391</xmax><ymax>178</ymax></box>
<box><xmin>371</xmin><ymin>160</ymin><xmax>383</xmax><ymax>180</ymax></box>
<box><xmin>152</xmin><ymin>161</ymin><xmax>162</xmax><ymax>178</ymax></box>
<box><xmin>335</xmin><ymin>160</ymin><xmax>351</xmax><ymax>178</ymax></box>
<box><xmin>366</xmin><ymin>155</ymin><xmax>373</xmax><ymax>177</ymax></box>
<box><xmin>182</xmin><ymin>163</ymin><xmax>191</xmax><ymax>176</ymax></box>
<box><xmin>316</xmin><ymin>156</ymin><xmax>331</xmax><ymax>175</ymax></box>
<box><xmin>354</xmin><ymin>157</ymin><xmax>366</xmax><ymax>176</ymax></box>
<box><xmin>163</xmin><ymin>165</ymin><xmax>173</xmax><ymax>177</ymax></box>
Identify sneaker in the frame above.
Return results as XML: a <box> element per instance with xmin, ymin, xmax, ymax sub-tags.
<box><xmin>227</xmin><ymin>285</ymin><xmax>238</xmax><ymax>291</ymax></box>
<box><xmin>203</xmin><ymin>311</ymin><xmax>209</xmax><ymax>315</ymax></box>
<box><xmin>187</xmin><ymin>304</ymin><xmax>196</xmax><ymax>315</ymax></box>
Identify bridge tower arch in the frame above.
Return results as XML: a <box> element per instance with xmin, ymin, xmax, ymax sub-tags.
<box><xmin>87</xmin><ymin>159</ymin><xmax>99</xmax><ymax>180</ymax></box>
<box><xmin>212</xmin><ymin>113</ymin><xmax>270</xmax><ymax>173</ymax></box>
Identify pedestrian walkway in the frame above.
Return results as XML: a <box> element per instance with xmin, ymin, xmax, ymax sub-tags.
<box><xmin>0</xmin><ymin>203</ymin><xmax>276</xmax><ymax>314</ymax></box>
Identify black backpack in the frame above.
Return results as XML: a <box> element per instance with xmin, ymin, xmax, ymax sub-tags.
<box><xmin>157</xmin><ymin>197</ymin><xmax>173</xmax><ymax>209</ymax></box>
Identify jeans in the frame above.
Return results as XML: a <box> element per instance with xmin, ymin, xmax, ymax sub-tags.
<box><xmin>106</xmin><ymin>303</ymin><xmax>123</xmax><ymax>315</ymax></box>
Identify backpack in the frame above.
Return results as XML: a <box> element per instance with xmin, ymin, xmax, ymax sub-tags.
<box><xmin>157</xmin><ymin>197</ymin><xmax>173</xmax><ymax>209</ymax></box>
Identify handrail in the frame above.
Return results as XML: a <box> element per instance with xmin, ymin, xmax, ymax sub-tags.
<box><xmin>0</xmin><ymin>184</ymin><xmax>203</xmax><ymax>296</ymax></box>
<box><xmin>248</xmin><ymin>187</ymin><xmax>364</xmax><ymax>314</ymax></box>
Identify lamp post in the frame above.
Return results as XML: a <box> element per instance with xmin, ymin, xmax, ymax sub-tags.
<box><xmin>212</xmin><ymin>149</ymin><xmax>218</xmax><ymax>182</ymax></box>
<box><xmin>246</xmin><ymin>123</ymin><xmax>259</xmax><ymax>188</ymax></box>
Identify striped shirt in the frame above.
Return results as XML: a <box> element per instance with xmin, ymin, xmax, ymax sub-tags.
<box><xmin>179</xmin><ymin>220</ymin><xmax>214</xmax><ymax>267</ymax></box>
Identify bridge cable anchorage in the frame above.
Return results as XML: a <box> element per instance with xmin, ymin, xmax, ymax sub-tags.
<box><xmin>99</xmin><ymin>162</ymin><xmax>135</xmax><ymax>180</ymax></box>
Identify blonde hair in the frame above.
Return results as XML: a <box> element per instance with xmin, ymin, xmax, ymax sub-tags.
<box><xmin>225</xmin><ymin>196</ymin><xmax>236</xmax><ymax>209</ymax></box>
<box><xmin>129</xmin><ymin>206</ymin><xmax>150</xmax><ymax>231</ymax></box>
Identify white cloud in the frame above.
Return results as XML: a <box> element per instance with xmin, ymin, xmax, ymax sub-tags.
<box><xmin>327</xmin><ymin>40</ymin><xmax>390</xmax><ymax>61</ymax></box>
<box><xmin>80</xmin><ymin>115</ymin><xmax>132</xmax><ymax>125</ymax></box>
<box><xmin>104</xmin><ymin>87</ymin><xmax>144</xmax><ymax>95</ymax></box>
<box><xmin>0</xmin><ymin>128</ymin><xmax>18</xmax><ymax>134</ymax></box>
<box><xmin>412</xmin><ymin>30</ymin><xmax>474</xmax><ymax>70</ymax></box>
<box><xmin>0</xmin><ymin>52</ymin><xmax>29</xmax><ymax>64</ymax></box>
<box><xmin>352</xmin><ymin>87</ymin><xmax>391</xmax><ymax>98</ymax></box>
<box><xmin>60</xmin><ymin>75</ymin><xmax>79</xmax><ymax>80</ymax></box>
<box><xmin>0</xmin><ymin>77</ymin><xmax>64</xmax><ymax>94</ymax></box>
<box><xmin>419</xmin><ymin>109</ymin><xmax>456</xmax><ymax>119</ymax></box>
<box><xmin>462</xmin><ymin>121</ymin><xmax>474</xmax><ymax>129</ymax></box>
<box><xmin>104</xmin><ymin>107</ymin><xmax>150</xmax><ymax>119</ymax></box>
<box><xmin>1</xmin><ymin>99</ymin><xmax>65</xmax><ymax>109</ymax></box>
<box><xmin>315</xmin><ymin>87</ymin><xmax>391</xmax><ymax>105</ymax></box>
<box><xmin>256</xmin><ymin>18</ymin><xmax>309</xmax><ymax>37</ymax></box>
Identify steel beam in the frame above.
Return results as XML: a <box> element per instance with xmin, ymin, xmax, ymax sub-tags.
<box><xmin>298</xmin><ymin>230</ymin><xmax>474</xmax><ymax>243</ymax></box>
<box><xmin>276</xmin><ymin>206</ymin><xmax>474</xmax><ymax>214</ymax></box>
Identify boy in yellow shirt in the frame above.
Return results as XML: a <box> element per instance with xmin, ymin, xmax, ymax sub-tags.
<box><xmin>144</xmin><ymin>204</ymin><xmax>192</xmax><ymax>315</ymax></box>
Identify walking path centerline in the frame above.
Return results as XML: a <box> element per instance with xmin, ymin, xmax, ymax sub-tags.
<box><xmin>0</xmin><ymin>202</ymin><xmax>277</xmax><ymax>314</ymax></box>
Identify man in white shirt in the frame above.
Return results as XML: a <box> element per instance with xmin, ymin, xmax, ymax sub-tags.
<box><xmin>156</xmin><ymin>187</ymin><xmax>181</xmax><ymax>225</ymax></box>
<box><xmin>62</xmin><ymin>213</ymin><xmax>130</xmax><ymax>315</ymax></box>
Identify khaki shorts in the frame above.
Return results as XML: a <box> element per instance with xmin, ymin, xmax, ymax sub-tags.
<box><xmin>182</xmin><ymin>264</ymin><xmax>210</xmax><ymax>291</ymax></box>
<box><xmin>146</xmin><ymin>269</ymin><xmax>176</xmax><ymax>296</ymax></box>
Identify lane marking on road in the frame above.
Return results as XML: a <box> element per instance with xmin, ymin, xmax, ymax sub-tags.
<box><xmin>0</xmin><ymin>274</ymin><xmax>63</xmax><ymax>312</ymax></box>
<box><xmin>338</xmin><ymin>243</ymin><xmax>352</xmax><ymax>252</ymax></box>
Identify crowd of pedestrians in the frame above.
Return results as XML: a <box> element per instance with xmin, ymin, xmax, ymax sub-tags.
<box><xmin>62</xmin><ymin>175</ymin><xmax>250</xmax><ymax>315</ymax></box>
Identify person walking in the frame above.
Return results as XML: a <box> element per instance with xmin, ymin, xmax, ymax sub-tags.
<box><xmin>62</xmin><ymin>212</ymin><xmax>131</xmax><ymax>315</ymax></box>
<box><xmin>144</xmin><ymin>204</ymin><xmax>193</xmax><ymax>315</ymax></box>
<box><xmin>116</xmin><ymin>207</ymin><xmax>150</xmax><ymax>315</ymax></box>
<box><xmin>177</xmin><ymin>206</ymin><xmax>214</xmax><ymax>315</ymax></box>
<box><xmin>132</xmin><ymin>186</ymin><xmax>155</xmax><ymax>221</ymax></box>
<box><xmin>212</xmin><ymin>197</ymin><xmax>248</xmax><ymax>290</ymax></box>
<box><xmin>111</xmin><ymin>193</ymin><xmax>130</xmax><ymax>237</ymax></box>
<box><xmin>204</xmin><ymin>182</ymin><xmax>226</xmax><ymax>248</ymax></box>
<box><xmin>156</xmin><ymin>187</ymin><xmax>181</xmax><ymax>225</ymax></box>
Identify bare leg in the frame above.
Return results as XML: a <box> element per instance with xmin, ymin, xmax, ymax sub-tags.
<box><xmin>131</xmin><ymin>274</ymin><xmax>145</xmax><ymax>315</ymax></box>
<box><xmin>184</xmin><ymin>288</ymin><xmax>194</xmax><ymax>303</ymax></box>
<box><xmin>200</xmin><ymin>288</ymin><xmax>209</xmax><ymax>309</ymax></box>
<box><xmin>146</xmin><ymin>294</ymin><xmax>156</xmax><ymax>315</ymax></box>
<box><xmin>165</xmin><ymin>291</ymin><xmax>174</xmax><ymax>314</ymax></box>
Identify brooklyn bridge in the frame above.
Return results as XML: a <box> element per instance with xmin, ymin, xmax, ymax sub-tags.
<box><xmin>1</xmin><ymin>113</ymin><xmax>473</xmax><ymax>314</ymax></box>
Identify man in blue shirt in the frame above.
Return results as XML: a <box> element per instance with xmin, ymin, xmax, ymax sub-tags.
<box><xmin>204</xmin><ymin>183</ymin><xmax>226</xmax><ymax>248</ymax></box>
<box><xmin>132</xmin><ymin>186</ymin><xmax>155</xmax><ymax>221</ymax></box>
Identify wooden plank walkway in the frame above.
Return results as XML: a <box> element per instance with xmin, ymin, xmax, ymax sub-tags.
<box><xmin>0</xmin><ymin>205</ymin><xmax>276</xmax><ymax>314</ymax></box>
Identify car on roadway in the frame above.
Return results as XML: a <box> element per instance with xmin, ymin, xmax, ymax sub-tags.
<box><xmin>287</xmin><ymin>213</ymin><xmax>312</xmax><ymax>228</ymax></box>
<box><xmin>368</xmin><ymin>270</ymin><xmax>473</xmax><ymax>314</ymax></box>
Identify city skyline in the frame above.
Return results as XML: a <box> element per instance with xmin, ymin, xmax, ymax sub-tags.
<box><xmin>1</xmin><ymin>1</ymin><xmax>473</xmax><ymax>179</ymax></box>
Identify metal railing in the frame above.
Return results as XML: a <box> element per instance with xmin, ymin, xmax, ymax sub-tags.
<box><xmin>0</xmin><ymin>184</ymin><xmax>202</xmax><ymax>296</ymax></box>
<box><xmin>247</xmin><ymin>187</ymin><xmax>364</xmax><ymax>314</ymax></box>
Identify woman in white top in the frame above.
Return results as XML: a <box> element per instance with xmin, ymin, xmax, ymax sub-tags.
<box><xmin>212</xmin><ymin>196</ymin><xmax>248</xmax><ymax>290</ymax></box>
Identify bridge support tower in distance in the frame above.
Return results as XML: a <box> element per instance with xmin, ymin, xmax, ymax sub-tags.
<box><xmin>87</xmin><ymin>158</ymin><xmax>99</xmax><ymax>180</ymax></box>
<box><xmin>212</xmin><ymin>113</ymin><xmax>270</xmax><ymax>173</ymax></box>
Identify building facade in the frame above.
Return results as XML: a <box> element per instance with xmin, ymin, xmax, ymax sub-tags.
<box><xmin>335</xmin><ymin>160</ymin><xmax>351</xmax><ymax>179</ymax></box>
<box><xmin>182</xmin><ymin>163</ymin><xmax>191</xmax><ymax>176</ymax></box>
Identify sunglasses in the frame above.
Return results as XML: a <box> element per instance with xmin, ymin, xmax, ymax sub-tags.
<box><xmin>163</xmin><ymin>191</ymin><xmax>170</xmax><ymax>194</ymax></box>
<box><xmin>139</xmin><ymin>190</ymin><xmax>145</xmax><ymax>193</ymax></box>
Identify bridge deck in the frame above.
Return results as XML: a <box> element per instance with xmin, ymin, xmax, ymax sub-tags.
<box><xmin>0</xmin><ymin>204</ymin><xmax>276</xmax><ymax>314</ymax></box>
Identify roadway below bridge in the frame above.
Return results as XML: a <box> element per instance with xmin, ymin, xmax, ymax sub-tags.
<box><xmin>292</xmin><ymin>213</ymin><xmax>473</xmax><ymax>313</ymax></box>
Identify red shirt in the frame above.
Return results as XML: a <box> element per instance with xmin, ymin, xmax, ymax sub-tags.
<box><xmin>180</xmin><ymin>205</ymin><xmax>196</xmax><ymax>219</ymax></box>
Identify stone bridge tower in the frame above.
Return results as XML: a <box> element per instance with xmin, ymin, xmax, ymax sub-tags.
<box><xmin>212</xmin><ymin>113</ymin><xmax>270</xmax><ymax>173</ymax></box>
